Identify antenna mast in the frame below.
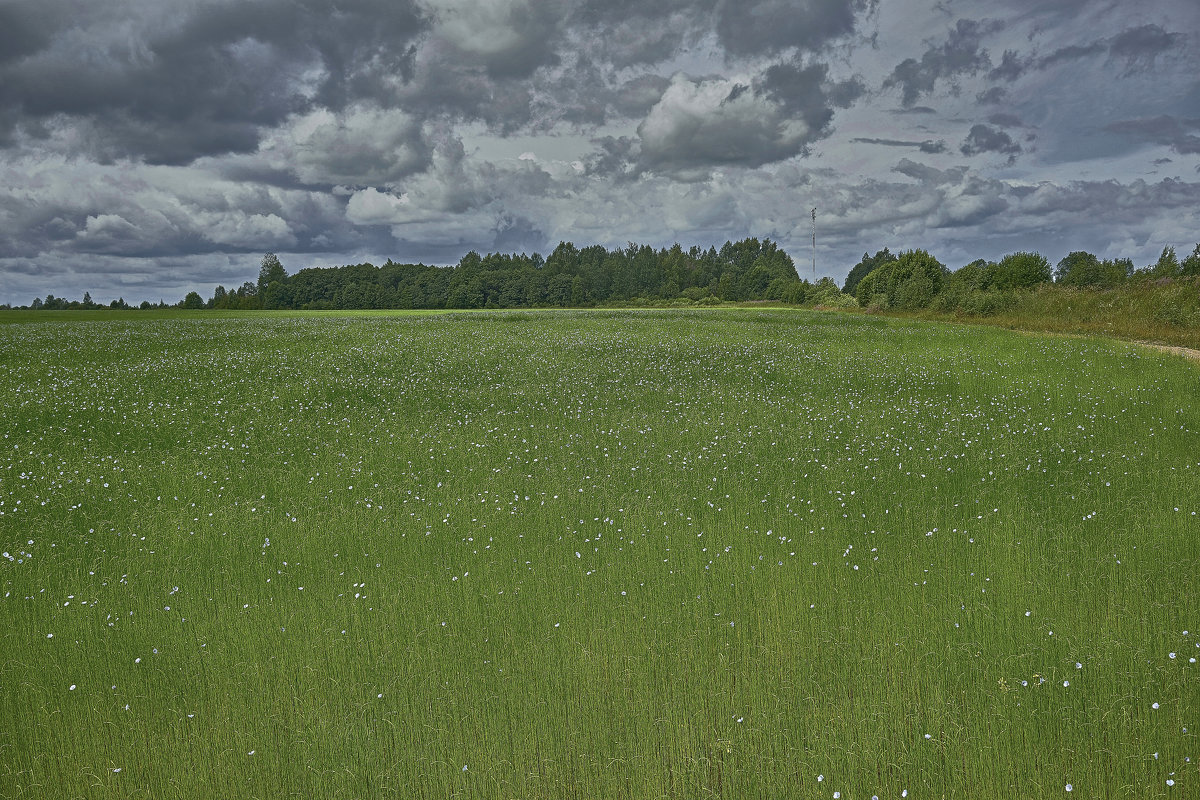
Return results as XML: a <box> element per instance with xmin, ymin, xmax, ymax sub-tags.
<box><xmin>811</xmin><ymin>207</ymin><xmax>817</xmax><ymax>277</ymax></box>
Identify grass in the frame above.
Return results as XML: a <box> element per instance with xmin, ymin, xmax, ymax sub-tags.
<box><xmin>871</xmin><ymin>278</ymin><xmax>1200</xmax><ymax>351</ymax></box>
<box><xmin>1</xmin><ymin>309</ymin><xmax>1197</xmax><ymax>798</ymax></box>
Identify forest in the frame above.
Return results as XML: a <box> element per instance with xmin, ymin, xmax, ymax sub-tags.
<box><xmin>14</xmin><ymin>237</ymin><xmax>1200</xmax><ymax>317</ymax></box>
<box><xmin>19</xmin><ymin>239</ymin><xmax>849</xmax><ymax>311</ymax></box>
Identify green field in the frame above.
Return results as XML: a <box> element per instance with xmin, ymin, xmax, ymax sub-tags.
<box><xmin>1</xmin><ymin>309</ymin><xmax>1197</xmax><ymax>798</ymax></box>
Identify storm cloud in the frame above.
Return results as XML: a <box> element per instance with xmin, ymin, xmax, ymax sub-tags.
<box><xmin>0</xmin><ymin>0</ymin><xmax>1197</xmax><ymax>304</ymax></box>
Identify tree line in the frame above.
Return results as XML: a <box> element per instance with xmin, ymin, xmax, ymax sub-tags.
<box><xmin>10</xmin><ymin>238</ymin><xmax>1200</xmax><ymax>313</ymax></box>
<box><xmin>179</xmin><ymin>239</ymin><xmax>848</xmax><ymax>311</ymax></box>
<box><xmin>10</xmin><ymin>239</ymin><xmax>823</xmax><ymax>311</ymax></box>
<box><xmin>844</xmin><ymin>243</ymin><xmax>1200</xmax><ymax>315</ymax></box>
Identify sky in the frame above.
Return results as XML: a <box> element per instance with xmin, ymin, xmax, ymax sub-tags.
<box><xmin>1</xmin><ymin>0</ymin><xmax>1198</xmax><ymax>305</ymax></box>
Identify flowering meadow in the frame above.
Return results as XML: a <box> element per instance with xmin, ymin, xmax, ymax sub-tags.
<box><xmin>1</xmin><ymin>309</ymin><xmax>1197</xmax><ymax>798</ymax></box>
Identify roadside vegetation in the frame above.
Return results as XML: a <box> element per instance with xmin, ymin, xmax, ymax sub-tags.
<box><xmin>845</xmin><ymin>245</ymin><xmax>1200</xmax><ymax>349</ymax></box>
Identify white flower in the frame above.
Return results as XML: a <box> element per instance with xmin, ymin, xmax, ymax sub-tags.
<box><xmin>1152</xmin><ymin>702</ymin><xmax>1160</xmax><ymax>709</ymax></box>
<box><xmin>1066</xmin><ymin>784</ymin><xmax>1073</xmax><ymax>792</ymax></box>
<box><xmin>462</xmin><ymin>765</ymin><xmax>468</xmax><ymax>772</ymax></box>
<box><xmin>69</xmin><ymin>684</ymin><xmax>76</xmax><ymax>691</ymax></box>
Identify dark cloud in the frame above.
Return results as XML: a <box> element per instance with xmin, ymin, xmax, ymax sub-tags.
<box><xmin>401</xmin><ymin>53</ymin><xmax>536</xmax><ymax>132</ymax></box>
<box><xmin>884</xmin><ymin>18</ymin><xmax>1004</xmax><ymax>107</ymax></box>
<box><xmin>611</xmin><ymin>75</ymin><xmax>673</xmax><ymax>118</ymax></box>
<box><xmin>585</xmin><ymin>136</ymin><xmax>640</xmax><ymax>179</ymax></box>
<box><xmin>531</xmin><ymin>63</ymin><xmax>670</xmax><ymax>129</ymax></box>
<box><xmin>960</xmin><ymin>124</ymin><xmax>1022</xmax><ymax>161</ymax></box>
<box><xmin>852</xmin><ymin>137</ymin><xmax>947</xmax><ymax>153</ymax></box>
<box><xmin>1</xmin><ymin>0</ymin><xmax>1197</xmax><ymax>304</ymax></box>
<box><xmin>569</xmin><ymin>0</ymin><xmax>712</xmax><ymax>69</ymax></box>
<box><xmin>976</xmin><ymin>86</ymin><xmax>1008</xmax><ymax>105</ymax></box>
<box><xmin>0</xmin><ymin>0</ymin><xmax>427</xmax><ymax>163</ymax></box>
<box><xmin>978</xmin><ymin>24</ymin><xmax>1185</xmax><ymax>86</ymax></box>
<box><xmin>715</xmin><ymin>0</ymin><xmax>874</xmax><ymax>57</ymax></box>
<box><xmin>757</xmin><ymin>61</ymin><xmax>836</xmax><ymax>127</ymax></box>
<box><xmin>420</xmin><ymin>0</ymin><xmax>564</xmax><ymax>79</ymax></box>
<box><xmin>890</xmin><ymin>105</ymin><xmax>939</xmax><ymax>115</ymax></box>
<box><xmin>574</xmin><ymin>0</ymin><xmax>708</xmax><ymax>27</ymax></box>
<box><xmin>1106</xmin><ymin>116</ymin><xmax>1200</xmax><ymax>155</ymax></box>
<box><xmin>1107</xmin><ymin>24</ymin><xmax>1186</xmax><ymax>73</ymax></box>
<box><xmin>0</xmin><ymin>1</ymin><xmax>58</xmax><ymax>66</ymax></box>
<box><xmin>492</xmin><ymin>213</ymin><xmax>547</xmax><ymax>253</ymax></box>
<box><xmin>987</xmin><ymin>112</ymin><xmax>1024</xmax><ymax>128</ymax></box>
<box><xmin>827</xmin><ymin>75</ymin><xmax>868</xmax><ymax>109</ymax></box>
<box><xmin>987</xmin><ymin>50</ymin><xmax>1029</xmax><ymax>82</ymax></box>
<box><xmin>631</xmin><ymin>59</ymin><xmax>861</xmax><ymax>179</ymax></box>
<box><xmin>1032</xmin><ymin>41</ymin><xmax>1107</xmax><ymax>71</ymax></box>
<box><xmin>894</xmin><ymin>158</ymin><xmax>966</xmax><ymax>185</ymax></box>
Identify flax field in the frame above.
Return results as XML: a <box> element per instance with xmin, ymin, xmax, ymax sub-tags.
<box><xmin>1</xmin><ymin>309</ymin><xmax>1197</xmax><ymax>799</ymax></box>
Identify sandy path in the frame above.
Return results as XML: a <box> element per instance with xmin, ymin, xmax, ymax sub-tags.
<box><xmin>1137</xmin><ymin>342</ymin><xmax>1200</xmax><ymax>362</ymax></box>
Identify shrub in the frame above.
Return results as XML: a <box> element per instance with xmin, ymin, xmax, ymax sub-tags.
<box><xmin>854</xmin><ymin>249</ymin><xmax>947</xmax><ymax>310</ymax></box>
<box><xmin>988</xmin><ymin>251</ymin><xmax>1051</xmax><ymax>290</ymax></box>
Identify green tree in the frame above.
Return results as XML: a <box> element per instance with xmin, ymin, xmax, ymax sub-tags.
<box><xmin>258</xmin><ymin>253</ymin><xmax>287</xmax><ymax>292</ymax></box>
<box><xmin>844</xmin><ymin>248</ymin><xmax>897</xmax><ymax>296</ymax></box>
<box><xmin>855</xmin><ymin>249</ymin><xmax>946</xmax><ymax>310</ymax></box>
<box><xmin>545</xmin><ymin>242</ymin><xmax>580</xmax><ymax>277</ymax></box>
<box><xmin>1057</xmin><ymin>251</ymin><xmax>1132</xmax><ymax>289</ymax></box>
<box><xmin>1181</xmin><ymin>244</ymin><xmax>1200</xmax><ymax>277</ymax></box>
<box><xmin>1151</xmin><ymin>245</ymin><xmax>1181</xmax><ymax>277</ymax></box>
<box><xmin>261</xmin><ymin>280</ymin><xmax>291</xmax><ymax>310</ymax></box>
<box><xmin>180</xmin><ymin>291</ymin><xmax>205</xmax><ymax>310</ymax></box>
<box><xmin>988</xmin><ymin>251</ymin><xmax>1051</xmax><ymax>290</ymax></box>
<box><xmin>1055</xmin><ymin>251</ymin><xmax>1099</xmax><ymax>285</ymax></box>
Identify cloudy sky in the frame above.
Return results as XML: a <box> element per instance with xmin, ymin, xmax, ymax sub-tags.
<box><xmin>1</xmin><ymin>0</ymin><xmax>1198</xmax><ymax>304</ymax></box>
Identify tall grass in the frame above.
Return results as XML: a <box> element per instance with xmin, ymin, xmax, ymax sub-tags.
<box><xmin>1</xmin><ymin>309</ymin><xmax>1197</xmax><ymax>798</ymax></box>
<box><xmin>909</xmin><ymin>278</ymin><xmax>1200</xmax><ymax>350</ymax></box>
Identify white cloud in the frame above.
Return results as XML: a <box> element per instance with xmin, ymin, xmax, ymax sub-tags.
<box><xmin>345</xmin><ymin>188</ymin><xmax>413</xmax><ymax>225</ymax></box>
<box><xmin>416</xmin><ymin>0</ymin><xmax>561</xmax><ymax>74</ymax></box>
<box><xmin>261</xmin><ymin>106</ymin><xmax>429</xmax><ymax>187</ymax></box>
<box><xmin>637</xmin><ymin>73</ymin><xmax>811</xmax><ymax>178</ymax></box>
